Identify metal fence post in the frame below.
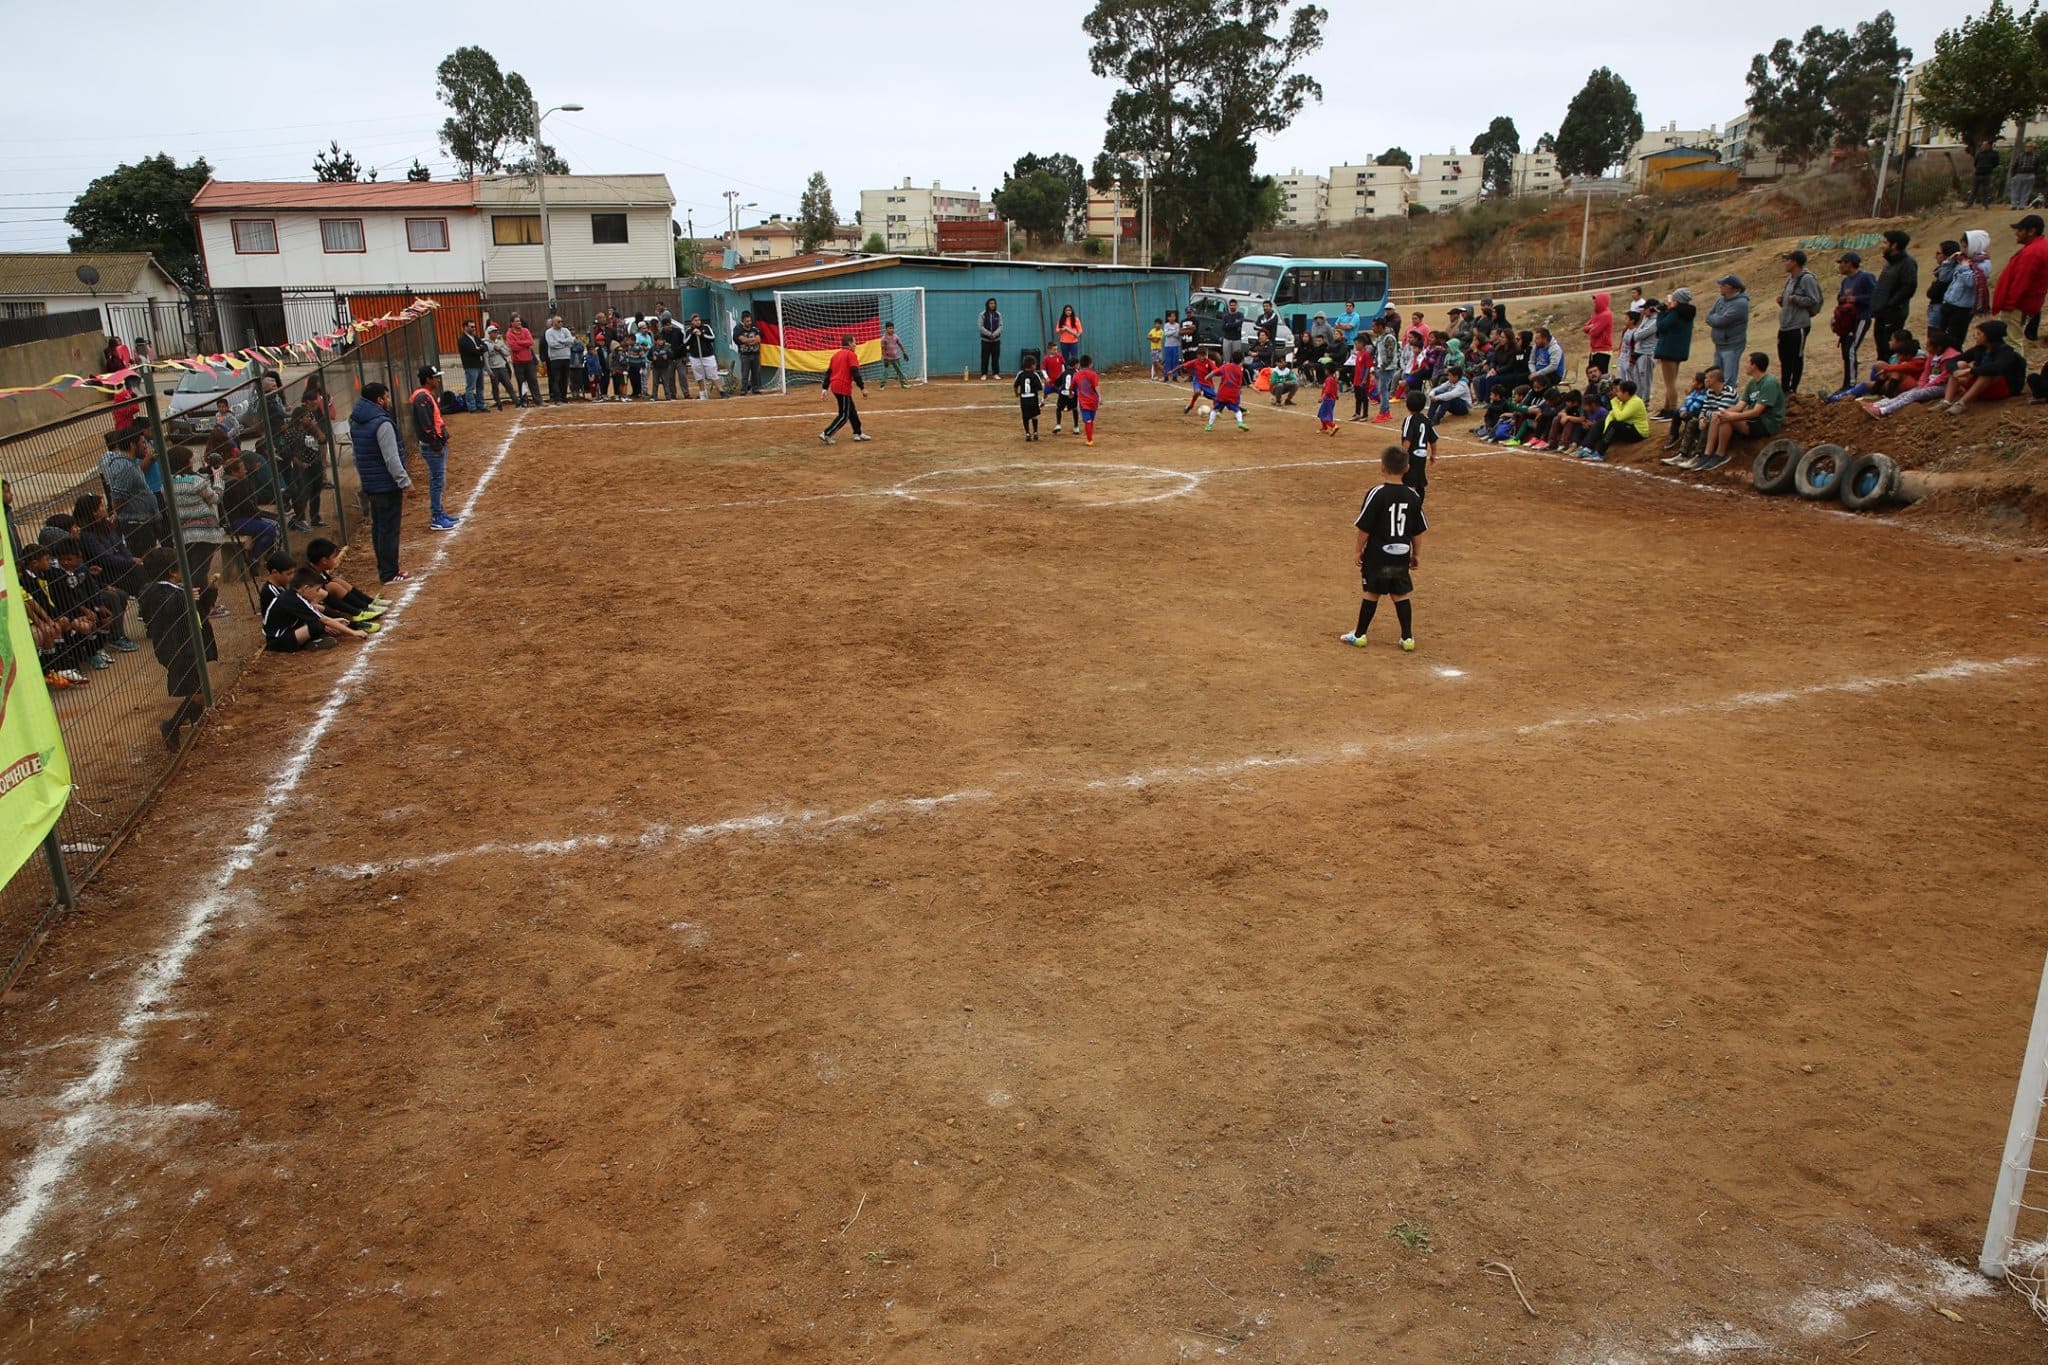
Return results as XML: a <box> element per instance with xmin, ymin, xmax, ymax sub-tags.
<box><xmin>40</xmin><ymin>829</ymin><xmax>73</xmax><ymax>911</ymax></box>
<box><xmin>322</xmin><ymin>354</ymin><xmax>350</xmax><ymax>541</ymax></box>
<box><xmin>249</xmin><ymin>373</ymin><xmax>291</xmax><ymax>564</ymax></box>
<box><xmin>139</xmin><ymin>378</ymin><xmax>214</xmax><ymax>710</ymax></box>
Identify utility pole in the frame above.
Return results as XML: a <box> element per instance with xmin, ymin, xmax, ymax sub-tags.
<box><xmin>1111</xmin><ymin>178</ymin><xmax>1120</xmax><ymax>267</ymax></box>
<box><xmin>1579</xmin><ymin>183</ymin><xmax>1593</xmax><ymax>275</ymax></box>
<box><xmin>1141</xmin><ymin>160</ymin><xmax>1152</xmax><ymax>265</ymax></box>
<box><xmin>529</xmin><ymin>98</ymin><xmax>585</xmax><ymax>315</ymax></box>
<box><xmin>1872</xmin><ymin>72</ymin><xmax>1907</xmax><ymax>217</ymax></box>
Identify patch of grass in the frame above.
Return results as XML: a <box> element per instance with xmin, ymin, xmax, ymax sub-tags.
<box><xmin>591</xmin><ymin>1325</ymin><xmax>617</xmax><ymax>1347</ymax></box>
<box><xmin>863</xmin><ymin>1248</ymin><xmax>894</xmax><ymax>1266</ymax></box>
<box><xmin>1298</xmin><ymin>1251</ymin><xmax>1336</xmax><ymax>1276</ymax></box>
<box><xmin>1390</xmin><ymin>1220</ymin><xmax>1432</xmax><ymax>1251</ymax></box>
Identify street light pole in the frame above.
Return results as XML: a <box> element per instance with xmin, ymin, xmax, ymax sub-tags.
<box><xmin>530</xmin><ymin>98</ymin><xmax>584</xmax><ymax>315</ymax></box>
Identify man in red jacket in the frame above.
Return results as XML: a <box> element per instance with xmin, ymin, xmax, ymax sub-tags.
<box><xmin>1995</xmin><ymin>213</ymin><xmax>2048</xmax><ymax>346</ymax></box>
<box><xmin>820</xmin><ymin>335</ymin><xmax>869</xmax><ymax>444</ymax></box>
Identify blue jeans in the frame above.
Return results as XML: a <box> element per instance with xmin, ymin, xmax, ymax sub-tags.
<box><xmin>1161</xmin><ymin>345</ymin><xmax>1179</xmax><ymax>380</ymax></box>
<box><xmin>420</xmin><ymin>447</ymin><xmax>447</xmax><ymax>520</ymax></box>
<box><xmin>1714</xmin><ymin>346</ymin><xmax>1742</xmax><ymax>389</ymax></box>
<box><xmin>1059</xmin><ymin>341</ymin><xmax>1079</xmax><ymax>367</ymax></box>
<box><xmin>464</xmin><ymin>367</ymin><xmax>485</xmax><ymax>411</ymax></box>
<box><xmin>229</xmin><ymin>516</ymin><xmax>277</xmax><ymax>561</ymax></box>
<box><xmin>1376</xmin><ymin>367</ymin><xmax>1398</xmax><ymax>414</ymax></box>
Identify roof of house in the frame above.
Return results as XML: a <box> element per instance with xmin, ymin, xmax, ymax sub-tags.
<box><xmin>1643</xmin><ymin>147</ymin><xmax>1723</xmax><ymax>162</ymax></box>
<box><xmin>192</xmin><ymin>179</ymin><xmax>478</xmax><ymax>211</ymax></box>
<box><xmin>706</xmin><ymin>252</ymin><xmax>1199</xmax><ymax>289</ymax></box>
<box><xmin>473</xmin><ymin>174</ymin><xmax>674</xmax><ymax>208</ymax></box>
<box><xmin>0</xmin><ymin>252</ymin><xmax>178</xmax><ymax>296</ymax></box>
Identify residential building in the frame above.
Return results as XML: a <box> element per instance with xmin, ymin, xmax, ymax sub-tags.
<box><xmin>858</xmin><ymin>180</ymin><xmax>986</xmax><ymax>254</ymax></box>
<box><xmin>0</xmin><ymin>252</ymin><xmax>183</xmax><ymax>335</ymax></box>
<box><xmin>1415</xmin><ymin>151</ymin><xmax>1485</xmax><ymax>211</ymax></box>
<box><xmin>1897</xmin><ymin>59</ymin><xmax>2048</xmax><ymax>152</ymax></box>
<box><xmin>1627</xmin><ymin>122</ymin><xmax>1722</xmax><ymax>183</ymax></box>
<box><xmin>1084</xmin><ymin>188</ymin><xmax>1136</xmax><ymax>241</ymax></box>
<box><xmin>732</xmin><ymin>216</ymin><xmax>861</xmax><ymax>263</ymax></box>
<box><xmin>1275</xmin><ymin>170</ymin><xmax>1329</xmax><ymax>226</ymax></box>
<box><xmin>1639</xmin><ymin>149</ymin><xmax>1739</xmax><ymax>195</ymax></box>
<box><xmin>1508</xmin><ymin>151</ymin><xmax>1564</xmax><ymax>197</ymax></box>
<box><xmin>191</xmin><ymin>174</ymin><xmax>677</xmax><ymax>348</ymax></box>
<box><xmin>1327</xmin><ymin>164</ymin><xmax>1416</xmax><ymax>221</ymax></box>
<box><xmin>1719</xmin><ymin>111</ymin><xmax>1788</xmax><ymax>180</ymax></box>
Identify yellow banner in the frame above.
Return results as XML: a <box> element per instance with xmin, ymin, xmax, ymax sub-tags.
<box><xmin>761</xmin><ymin>339</ymin><xmax>885</xmax><ymax>374</ymax></box>
<box><xmin>0</xmin><ymin>487</ymin><xmax>72</xmax><ymax>886</ymax></box>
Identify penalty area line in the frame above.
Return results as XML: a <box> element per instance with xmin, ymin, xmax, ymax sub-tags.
<box><xmin>319</xmin><ymin>655</ymin><xmax>2036</xmax><ymax>881</ymax></box>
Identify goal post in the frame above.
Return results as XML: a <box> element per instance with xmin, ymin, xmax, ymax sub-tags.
<box><xmin>766</xmin><ymin>287</ymin><xmax>927</xmax><ymax>394</ymax></box>
<box><xmin>1982</xmin><ymin>946</ymin><xmax>2048</xmax><ymax>1317</ymax></box>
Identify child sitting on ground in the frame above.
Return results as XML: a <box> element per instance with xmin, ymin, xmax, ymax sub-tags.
<box><xmin>1861</xmin><ymin>341</ymin><xmax>1961</xmax><ymax>418</ymax></box>
<box><xmin>1663</xmin><ymin>367</ymin><xmax>1738</xmax><ymax>465</ymax></box>
<box><xmin>19</xmin><ymin>542</ymin><xmax>102</xmax><ymax>684</ymax></box>
<box><xmin>264</xmin><ymin>566</ymin><xmax>369</xmax><ymax>652</ymax></box>
<box><xmin>304</xmin><ymin>538</ymin><xmax>387</xmax><ymax>624</ymax></box>
<box><xmin>259</xmin><ymin>551</ymin><xmax>377</xmax><ymax>634</ymax></box>
<box><xmin>46</xmin><ymin>538</ymin><xmax>120</xmax><ymax>667</ymax></box>
<box><xmin>1545</xmin><ymin>389</ymin><xmax>1591</xmax><ymax>453</ymax></box>
<box><xmin>1826</xmin><ymin>331</ymin><xmax>1924</xmax><ymax>402</ymax></box>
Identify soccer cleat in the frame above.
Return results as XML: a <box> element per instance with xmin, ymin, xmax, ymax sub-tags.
<box><xmin>351</xmin><ymin>609</ymin><xmax>381</xmax><ymax>624</ymax></box>
<box><xmin>1503</xmin><ymin>438</ymin><xmax>1522</xmax><ymax>447</ymax></box>
<box><xmin>61</xmin><ymin>669</ymin><xmax>88</xmax><ymax>684</ymax></box>
<box><xmin>854</xmin><ymin>434</ymin><xmax>872</xmax><ymax>442</ymax></box>
<box><xmin>45</xmin><ymin>672</ymin><xmax>72</xmax><ymax>690</ymax></box>
<box><xmin>1236</xmin><ymin>421</ymin><xmax>1250</xmax><ymax>431</ymax></box>
<box><xmin>359</xmin><ymin>621</ymin><xmax>382</xmax><ymax>635</ymax></box>
<box><xmin>1339</xmin><ymin>632</ymin><xmax>1367</xmax><ymax>648</ymax></box>
<box><xmin>1203</xmin><ymin>420</ymin><xmax>1216</xmax><ymax>431</ymax></box>
<box><xmin>1400</xmin><ymin>638</ymin><xmax>1416</xmax><ymax>652</ymax></box>
<box><xmin>1052</xmin><ymin>424</ymin><xmax>1062</xmax><ymax>433</ymax></box>
<box><xmin>1084</xmin><ymin>435</ymin><xmax>1094</xmax><ymax>445</ymax></box>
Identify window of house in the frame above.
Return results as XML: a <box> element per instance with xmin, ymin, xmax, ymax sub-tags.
<box><xmin>231</xmin><ymin>219</ymin><xmax>278</xmax><ymax>254</ymax></box>
<box><xmin>0</xmin><ymin>301</ymin><xmax>46</xmax><ymax>320</ymax></box>
<box><xmin>405</xmin><ymin>217</ymin><xmax>449</xmax><ymax>252</ymax></box>
<box><xmin>320</xmin><ymin>219</ymin><xmax>365</xmax><ymax>253</ymax></box>
<box><xmin>591</xmin><ymin>213</ymin><xmax>629</xmax><ymax>245</ymax></box>
<box><xmin>493</xmin><ymin>214</ymin><xmax>543</xmax><ymax>246</ymax></box>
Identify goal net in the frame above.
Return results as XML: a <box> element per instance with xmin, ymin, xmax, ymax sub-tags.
<box><xmin>1981</xmin><ymin>948</ymin><xmax>2048</xmax><ymax>1319</ymax></box>
<box><xmin>763</xmin><ymin>287</ymin><xmax>926</xmax><ymax>393</ymax></box>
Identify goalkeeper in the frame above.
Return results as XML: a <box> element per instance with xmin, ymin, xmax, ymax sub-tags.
<box><xmin>820</xmin><ymin>335</ymin><xmax>870</xmax><ymax>444</ymax></box>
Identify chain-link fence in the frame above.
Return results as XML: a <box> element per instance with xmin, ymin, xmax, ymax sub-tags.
<box><xmin>0</xmin><ymin>308</ymin><xmax>441</xmax><ymax>989</ymax></box>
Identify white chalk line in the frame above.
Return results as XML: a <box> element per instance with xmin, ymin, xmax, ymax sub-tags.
<box><xmin>523</xmin><ymin>390</ymin><xmax>1195</xmax><ymax>430</ymax></box>
<box><xmin>320</xmin><ymin>655</ymin><xmax>2036</xmax><ymax>882</ymax></box>
<box><xmin>1561</xmin><ymin>1241</ymin><xmax>1996</xmax><ymax>1364</ymax></box>
<box><xmin>0</xmin><ymin>414</ymin><xmax>531</xmax><ymax>1277</ymax></box>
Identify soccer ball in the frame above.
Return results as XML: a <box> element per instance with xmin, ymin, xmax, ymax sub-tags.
<box><xmin>1198</xmin><ymin>402</ymin><xmax>1214</xmax><ymax>418</ymax></box>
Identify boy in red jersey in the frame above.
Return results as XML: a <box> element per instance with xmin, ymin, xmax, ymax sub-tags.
<box><xmin>1205</xmin><ymin>356</ymin><xmax>1250</xmax><ymax>431</ymax></box>
<box><xmin>1074</xmin><ymin>355</ymin><xmax>1101</xmax><ymax>444</ymax></box>
<box><xmin>1317</xmin><ymin>365</ymin><xmax>1341</xmax><ymax>434</ymax></box>
<box><xmin>819</xmin><ymin>335</ymin><xmax>868</xmax><ymax>444</ymax></box>
<box><xmin>1177</xmin><ymin>348</ymin><xmax>1217</xmax><ymax>413</ymax></box>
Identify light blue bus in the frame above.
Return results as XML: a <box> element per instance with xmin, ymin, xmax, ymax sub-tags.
<box><xmin>1190</xmin><ymin>254</ymin><xmax>1392</xmax><ymax>348</ymax></box>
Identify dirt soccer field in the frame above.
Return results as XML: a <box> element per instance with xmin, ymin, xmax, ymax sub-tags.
<box><xmin>3</xmin><ymin>378</ymin><xmax>2047</xmax><ymax>1363</ymax></box>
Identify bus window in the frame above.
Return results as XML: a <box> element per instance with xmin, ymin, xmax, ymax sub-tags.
<box><xmin>1361</xmin><ymin>267</ymin><xmax>1387</xmax><ymax>302</ymax></box>
<box><xmin>1273</xmin><ymin>270</ymin><xmax>1300</xmax><ymax>306</ymax></box>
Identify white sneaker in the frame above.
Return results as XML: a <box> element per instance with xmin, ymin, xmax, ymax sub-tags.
<box><xmin>819</xmin><ymin>433</ymin><xmax>835</xmax><ymax>445</ymax></box>
<box><xmin>853</xmin><ymin>433</ymin><xmax>871</xmax><ymax>442</ymax></box>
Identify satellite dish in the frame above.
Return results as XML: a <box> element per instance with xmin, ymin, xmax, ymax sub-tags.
<box><xmin>74</xmin><ymin>264</ymin><xmax>101</xmax><ymax>288</ymax></box>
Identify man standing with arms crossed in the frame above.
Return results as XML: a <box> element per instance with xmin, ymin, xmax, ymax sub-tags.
<box><xmin>1870</xmin><ymin>231</ymin><xmax>1918</xmax><ymax>359</ymax></box>
<box><xmin>349</xmin><ymin>382</ymin><xmax>415</xmax><ymax>584</ymax></box>
<box><xmin>819</xmin><ymin>336</ymin><xmax>869</xmax><ymax>445</ymax></box>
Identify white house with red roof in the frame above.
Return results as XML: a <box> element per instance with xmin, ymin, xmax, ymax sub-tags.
<box><xmin>190</xmin><ymin>175</ymin><xmax>677</xmax><ymax>346</ymax></box>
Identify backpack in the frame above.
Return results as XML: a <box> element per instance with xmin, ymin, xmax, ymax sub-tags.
<box><xmin>1492</xmin><ymin>417</ymin><xmax>1516</xmax><ymax>440</ymax></box>
<box><xmin>1830</xmin><ymin>299</ymin><xmax>1860</xmax><ymax>338</ymax></box>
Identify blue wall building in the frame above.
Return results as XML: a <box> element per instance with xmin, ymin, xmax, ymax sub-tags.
<box><xmin>699</xmin><ymin>255</ymin><xmax>1192</xmax><ymax>378</ymax></box>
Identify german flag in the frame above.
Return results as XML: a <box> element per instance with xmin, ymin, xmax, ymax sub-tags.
<box><xmin>755</xmin><ymin>296</ymin><xmax>884</xmax><ymax>374</ymax></box>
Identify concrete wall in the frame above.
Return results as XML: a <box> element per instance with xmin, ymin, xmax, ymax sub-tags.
<box><xmin>0</xmin><ymin>330</ymin><xmax>111</xmax><ymax>438</ymax></box>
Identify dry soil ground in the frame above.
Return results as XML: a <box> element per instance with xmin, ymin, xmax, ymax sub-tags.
<box><xmin>2</xmin><ymin>379</ymin><xmax>2047</xmax><ymax>1363</ymax></box>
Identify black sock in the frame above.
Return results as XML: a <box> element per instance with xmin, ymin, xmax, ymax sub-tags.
<box><xmin>1355</xmin><ymin>599</ymin><xmax>1378</xmax><ymax>635</ymax></box>
<box><xmin>1395</xmin><ymin>599</ymin><xmax>1413</xmax><ymax>641</ymax></box>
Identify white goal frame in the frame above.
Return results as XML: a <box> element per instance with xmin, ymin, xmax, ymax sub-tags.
<box><xmin>770</xmin><ymin>287</ymin><xmax>927</xmax><ymax>394</ymax></box>
<box><xmin>1982</xmin><ymin>947</ymin><xmax>2048</xmax><ymax>1315</ymax></box>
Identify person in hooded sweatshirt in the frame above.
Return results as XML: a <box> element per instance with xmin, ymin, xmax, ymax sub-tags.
<box><xmin>1705</xmin><ymin>275</ymin><xmax>1751</xmax><ymax>385</ymax></box>
<box><xmin>1939</xmin><ymin>231</ymin><xmax>1995</xmax><ymax>353</ymax></box>
<box><xmin>1580</xmin><ymin>292</ymin><xmax>1615</xmax><ymax>374</ymax></box>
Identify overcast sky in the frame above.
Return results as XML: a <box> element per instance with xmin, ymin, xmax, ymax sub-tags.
<box><xmin>0</xmin><ymin>0</ymin><xmax>1944</xmax><ymax>253</ymax></box>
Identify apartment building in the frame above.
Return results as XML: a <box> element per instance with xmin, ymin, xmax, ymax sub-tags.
<box><xmin>1274</xmin><ymin>171</ymin><xmax>1329</xmax><ymax>227</ymax></box>
<box><xmin>1326</xmin><ymin>164</ymin><xmax>1416</xmax><ymax>221</ymax></box>
<box><xmin>1627</xmin><ymin>123</ymin><xmax>1722</xmax><ymax>183</ymax></box>
<box><xmin>858</xmin><ymin>180</ymin><xmax>986</xmax><ymax>254</ymax></box>
<box><xmin>1415</xmin><ymin>151</ymin><xmax>1486</xmax><ymax>211</ymax></box>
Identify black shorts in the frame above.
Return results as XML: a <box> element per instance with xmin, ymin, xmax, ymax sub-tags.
<box><xmin>1403</xmin><ymin>463</ymin><xmax>1428</xmax><ymax>496</ymax></box>
<box><xmin>1362</xmin><ymin>563</ymin><xmax>1414</xmax><ymax>597</ymax></box>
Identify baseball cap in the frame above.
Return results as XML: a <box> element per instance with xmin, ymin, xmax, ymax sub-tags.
<box><xmin>1715</xmin><ymin>274</ymin><xmax>1744</xmax><ymax>289</ymax></box>
<box><xmin>1782</xmin><ymin>249</ymin><xmax>1807</xmax><ymax>265</ymax></box>
<box><xmin>1837</xmin><ymin>250</ymin><xmax>1862</xmax><ymax>265</ymax></box>
<box><xmin>2016</xmin><ymin>213</ymin><xmax>2046</xmax><ymax>233</ymax></box>
<box><xmin>417</xmin><ymin>365</ymin><xmax>442</xmax><ymax>383</ymax></box>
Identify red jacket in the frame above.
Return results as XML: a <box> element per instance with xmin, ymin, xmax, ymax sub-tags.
<box><xmin>1582</xmin><ymin>292</ymin><xmax>1614</xmax><ymax>353</ymax></box>
<box><xmin>506</xmin><ymin>326</ymin><xmax>536</xmax><ymax>364</ymax></box>
<box><xmin>1994</xmin><ymin>236</ymin><xmax>2048</xmax><ymax>315</ymax></box>
<box><xmin>826</xmin><ymin>346</ymin><xmax>862</xmax><ymax>396</ymax></box>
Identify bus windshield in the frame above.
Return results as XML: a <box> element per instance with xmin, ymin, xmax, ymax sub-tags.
<box><xmin>1217</xmin><ymin>263</ymin><xmax>1282</xmax><ymax>298</ymax></box>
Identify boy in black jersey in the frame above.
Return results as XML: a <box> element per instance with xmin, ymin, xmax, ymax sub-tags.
<box><xmin>1341</xmin><ymin>446</ymin><xmax>1428</xmax><ymax>653</ymax></box>
<box><xmin>1399</xmin><ymin>391</ymin><xmax>1437</xmax><ymax>502</ymax></box>
<box><xmin>1014</xmin><ymin>360</ymin><xmax>1046</xmax><ymax>441</ymax></box>
<box><xmin>264</xmin><ymin>568</ymin><xmax>370</xmax><ymax>652</ymax></box>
